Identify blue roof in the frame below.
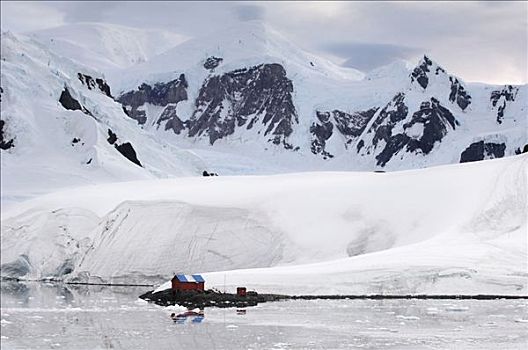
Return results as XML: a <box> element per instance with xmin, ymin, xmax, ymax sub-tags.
<box><xmin>173</xmin><ymin>274</ymin><xmax>204</xmax><ymax>283</ymax></box>
<box><xmin>192</xmin><ymin>274</ymin><xmax>205</xmax><ymax>283</ymax></box>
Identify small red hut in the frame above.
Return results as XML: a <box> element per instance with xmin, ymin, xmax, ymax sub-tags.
<box><xmin>171</xmin><ymin>274</ymin><xmax>205</xmax><ymax>292</ymax></box>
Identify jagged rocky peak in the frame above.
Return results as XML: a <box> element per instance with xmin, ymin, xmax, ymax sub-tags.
<box><xmin>410</xmin><ymin>55</ymin><xmax>446</xmax><ymax>89</ymax></box>
<box><xmin>203</xmin><ymin>56</ymin><xmax>223</xmax><ymax>70</ymax></box>
<box><xmin>490</xmin><ymin>85</ymin><xmax>519</xmax><ymax>124</ymax></box>
<box><xmin>77</xmin><ymin>73</ymin><xmax>112</xmax><ymax>98</ymax></box>
<box><xmin>449</xmin><ymin>77</ymin><xmax>471</xmax><ymax>110</ymax></box>
<box><xmin>188</xmin><ymin>63</ymin><xmax>298</xmax><ymax>148</ymax></box>
<box><xmin>363</xmin><ymin>93</ymin><xmax>459</xmax><ymax>167</ymax></box>
<box><xmin>310</xmin><ymin>108</ymin><xmax>378</xmax><ymax>159</ymax></box>
<box><xmin>460</xmin><ymin>140</ymin><xmax>506</xmax><ymax>163</ymax></box>
<box><xmin>118</xmin><ymin>74</ymin><xmax>188</xmax><ymax>125</ymax></box>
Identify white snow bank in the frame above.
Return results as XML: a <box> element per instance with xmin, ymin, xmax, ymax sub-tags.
<box><xmin>3</xmin><ymin>155</ymin><xmax>525</xmax><ymax>294</ymax></box>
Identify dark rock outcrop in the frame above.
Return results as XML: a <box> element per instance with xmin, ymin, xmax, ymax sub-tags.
<box><xmin>77</xmin><ymin>73</ymin><xmax>112</xmax><ymax>98</ymax></box>
<box><xmin>310</xmin><ymin>108</ymin><xmax>377</xmax><ymax>158</ymax></box>
<box><xmin>411</xmin><ymin>56</ymin><xmax>433</xmax><ymax>89</ymax></box>
<box><xmin>460</xmin><ymin>141</ymin><xmax>506</xmax><ymax>163</ymax></box>
<box><xmin>106</xmin><ymin>128</ymin><xmax>142</xmax><ymax>167</ymax></box>
<box><xmin>368</xmin><ymin>93</ymin><xmax>408</xmax><ymax>148</ymax></box>
<box><xmin>203</xmin><ymin>56</ymin><xmax>223</xmax><ymax>70</ymax></box>
<box><xmin>310</xmin><ymin>111</ymin><xmax>334</xmax><ymax>159</ymax></box>
<box><xmin>59</xmin><ymin>88</ymin><xmax>83</xmax><ymax>111</ymax></box>
<box><xmin>0</xmin><ymin>120</ymin><xmax>15</xmax><ymax>150</ymax></box>
<box><xmin>449</xmin><ymin>77</ymin><xmax>471</xmax><ymax>110</ymax></box>
<box><xmin>188</xmin><ymin>63</ymin><xmax>297</xmax><ymax>147</ymax></box>
<box><xmin>365</xmin><ymin>94</ymin><xmax>459</xmax><ymax>167</ymax></box>
<box><xmin>118</xmin><ymin>74</ymin><xmax>188</xmax><ymax>125</ymax></box>
<box><xmin>59</xmin><ymin>88</ymin><xmax>93</xmax><ymax>117</ymax></box>
<box><xmin>115</xmin><ymin>142</ymin><xmax>142</xmax><ymax>167</ymax></box>
<box><xmin>156</xmin><ymin>105</ymin><xmax>186</xmax><ymax>134</ymax></box>
<box><xmin>490</xmin><ymin>85</ymin><xmax>519</xmax><ymax>124</ymax></box>
<box><xmin>107</xmin><ymin>129</ymin><xmax>117</xmax><ymax>145</ymax></box>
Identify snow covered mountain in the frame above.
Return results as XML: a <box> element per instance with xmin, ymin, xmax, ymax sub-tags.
<box><xmin>2</xmin><ymin>21</ymin><xmax>526</xmax><ymax>196</ymax></box>
<box><xmin>108</xmin><ymin>22</ymin><xmax>526</xmax><ymax>173</ymax></box>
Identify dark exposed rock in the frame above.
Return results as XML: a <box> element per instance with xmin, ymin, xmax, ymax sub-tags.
<box><xmin>59</xmin><ymin>88</ymin><xmax>83</xmax><ymax>111</ymax></box>
<box><xmin>107</xmin><ymin>129</ymin><xmax>117</xmax><ymax>145</ymax></box>
<box><xmin>368</xmin><ymin>93</ymin><xmax>408</xmax><ymax>148</ymax></box>
<box><xmin>491</xmin><ymin>85</ymin><xmax>517</xmax><ymax>107</ymax></box>
<box><xmin>77</xmin><ymin>73</ymin><xmax>113</xmax><ymax>98</ymax></box>
<box><xmin>334</xmin><ymin>108</ymin><xmax>378</xmax><ymax>139</ymax></box>
<box><xmin>188</xmin><ymin>63</ymin><xmax>297</xmax><ymax>148</ymax></box>
<box><xmin>403</xmin><ymin>98</ymin><xmax>458</xmax><ymax>155</ymax></box>
<box><xmin>310</xmin><ymin>111</ymin><xmax>334</xmax><ymax>159</ymax></box>
<box><xmin>115</xmin><ymin>142</ymin><xmax>142</xmax><ymax>167</ymax></box>
<box><xmin>411</xmin><ymin>55</ymin><xmax>433</xmax><ymax>89</ymax></box>
<box><xmin>118</xmin><ymin>74</ymin><xmax>188</xmax><ymax>125</ymax></box>
<box><xmin>202</xmin><ymin>170</ymin><xmax>218</xmax><ymax>176</ymax></box>
<box><xmin>203</xmin><ymin>56</ymin><xmax>223</xmax><ymax>70</ymax></box>
<box><xmin>310</xmin><ymin>108</ymin><xmax>377</xmax><ymax>158</ymax></box>
<box><xmin>59</xmin><ymin>88</ymin><xmax>93</xmax><ymax>117</ymax></box>
<box><xmin>356</xmin><ymin>139</ymin><xmax>365</xmax><ymax>152</ymax></box>
<box><xmin>157</xmin><ymin>105</ymin><xmax>186</xmax><ymax>134</ymax></box>
<box><xmin>95</xmin><ymin>78</ymin><xmax>112</xmax><ymax>98</ymax></box>
<box><xmin>490</xmin><ymin>85</ymin><xmax>518</xmax><ymax>124</ymax></box>
<box><xmin>449</xmin><ymin>77</ymin><xmax>471</xmax><ymax>110</ymax></box>
<box><xmin>106</xmin><ymin>128</ymin><xmax>142</xmax><ymax>167</ymax></box>
<box><xmin>460</xmin><ymin>141</ymin><xmax>506</xmax><ymax>163</ymax></box>
<box><xmin>71</xmin><ymin>138</ymin><xmax>80</xmax><ymax>146</ymax></box>
<box><xmin>0</xmin><ymin>120</ymin><xmax>15</xmax><ymax>150</ymax></box>
<box><xmin>366</xmin><ymin>94</ymin><xmax>459</xmax><ymax>167</ymax></box>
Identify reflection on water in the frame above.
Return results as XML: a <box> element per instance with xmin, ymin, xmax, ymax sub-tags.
<box><xmin>1</xmin><ymin>281</ymin><xmax>527</xmax><ymax>349</ymax></box>
<box><xmin>171</xmin><ymin>309</ymin><xmax>205</xmax><ymax>324</ymax></box>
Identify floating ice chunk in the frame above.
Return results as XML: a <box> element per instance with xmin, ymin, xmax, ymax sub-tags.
<box><xmin>514</xmin><ymin>319</ymin><xmax>528</xmax><ymax>323</ymax></box>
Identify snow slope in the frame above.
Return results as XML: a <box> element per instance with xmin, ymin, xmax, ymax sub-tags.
<box><xmin>2</xmin><ymin>154</ymin><xmax>526</xmax><ymax>295</ymax></box>
<box><xmin>29</xmin><ymin>23</ymin><xmax>189</xmax><ymax>72</ymax></box>
<box><xmin>0</xmin><ymin>31</ymin><xmax>205</xmax><ymax>205</ymax></box>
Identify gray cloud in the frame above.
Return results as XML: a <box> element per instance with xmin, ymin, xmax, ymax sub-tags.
<box><xmin>1</xmin><ymin>1</ymin><xmax>526</xmax><ymax>84</ymax></box>
<box><xmin>234</xmin><ymin>4</ymin><xmax>265</xmax><ymax>21</ymax></box>
<box><xmin>322</xmin><ymin>42</ymin><xmax>423</xmax><ymax>71</ymax></box>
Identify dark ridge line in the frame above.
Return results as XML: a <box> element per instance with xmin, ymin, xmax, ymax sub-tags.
<box><xmin>288</xmin><ymin>294</ymin><xmax>528</xmax><ymax>300</ymax></box>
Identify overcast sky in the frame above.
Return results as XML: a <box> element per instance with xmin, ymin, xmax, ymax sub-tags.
<box><xmin>1</xmin><ymin>1</ymin><xmax>526</xmax><ymax>84</ymax></box>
